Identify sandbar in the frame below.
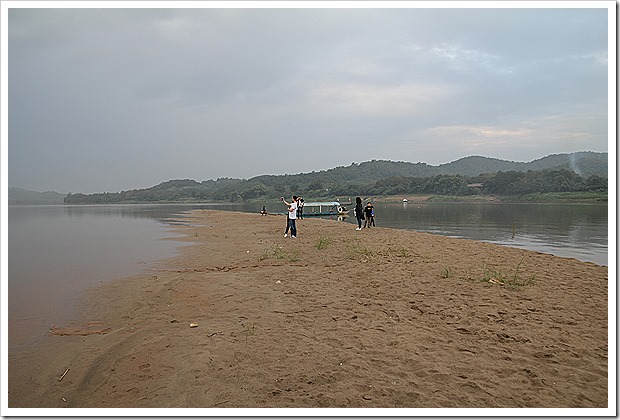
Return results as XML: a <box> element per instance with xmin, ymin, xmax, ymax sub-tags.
<box><xmin>8</xmin><ymin>210</ymin><xmax>609</xmax><ymax>411</ymax></box>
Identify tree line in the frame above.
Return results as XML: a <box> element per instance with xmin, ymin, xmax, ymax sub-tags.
<box><xmin>64</xmin><ymin>168</ymin><xmax>607</xmax><ymax>204</ymax></box>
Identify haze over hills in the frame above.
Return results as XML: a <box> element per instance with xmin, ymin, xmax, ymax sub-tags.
<box><xmin>8</xmin><ymin>152</ymin><xmax>608</xmax><ymax>204</ymax></box>
<box><xmin>8</xmin><ymin>187</ymin><xmax>66</xmax><ymax>205</ymax></box>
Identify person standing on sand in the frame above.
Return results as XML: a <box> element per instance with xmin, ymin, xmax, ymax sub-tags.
<box><xmin>354</xmin><ymin>197</ymin><xmax>364</xmax><ymax>230</ymax></box>
<box><xmin>364</xmin><ymin>202</ymin><xmax>374</xmax><ymax>228</ymax></box>
<box><xmin>282</xmin><ymin>196</ymin><xmax>298</xmax><ymax>238</ymax></box>
<box><xmin>297</xmin><ymin>197</ymin><xmax>304</xmax><ymax>219</ymax></box>
<box><xmin>370</xmin><ymin>204</ymin><xmax>376</xmax><ymax>227</ymax></box>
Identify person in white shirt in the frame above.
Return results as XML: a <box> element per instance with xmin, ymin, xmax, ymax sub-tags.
<box><xmin>282</xmin><ymin>196</ymin><xmax>298</xmax><ymax>238</ymax></box>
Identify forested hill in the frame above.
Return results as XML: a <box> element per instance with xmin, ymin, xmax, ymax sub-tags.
<box><xmin>64</xmin><ymin>151</ymin><xmax>607</xmax><ymax>204</ymax></box>
<box><xmin>270</xmin><ymin>151</ymin><xmax>607</xmax><ymax>185</ymax></box>
<box><xmin>439</xmin><ymin>152</ymin><xmax>606</xmax><ymax>177</ymax></box>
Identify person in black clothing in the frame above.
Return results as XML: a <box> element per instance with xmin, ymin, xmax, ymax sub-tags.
<box><xmin>364</xmin><ymin>202</ymin><xmax>374</xmax><ymax>228</ymax></box>
<box><xmin>354</xmin><ymin>197</ymin><xmax>364</xmax><ymax>230</ymax></box>
<box><xmin>297</xmin><ymin>197</ymin><xmax>304</xmax><ymax>219</ymax></box>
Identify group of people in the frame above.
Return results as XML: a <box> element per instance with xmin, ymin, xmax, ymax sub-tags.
<box><xmin>354</xmin><ymin>196</ymin><xmax>375</xmax><ymax>231</ymax></box>
<box><xmin>280</xmin><ymin>195</ymin><xmax>375</xmax><ymax>238</ymax></box>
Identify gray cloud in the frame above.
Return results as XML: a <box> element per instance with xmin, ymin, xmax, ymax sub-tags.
<box><xmin>7</xmin><ymin>5</ymin><xmax>610</xmax><ymax>193</ymax></box>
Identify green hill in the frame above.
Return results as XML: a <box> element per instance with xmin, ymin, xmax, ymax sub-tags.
<box><xmin>64</xmin><ymin>152</ymin><xmax>608</xmax><ymax>204</ymax></box>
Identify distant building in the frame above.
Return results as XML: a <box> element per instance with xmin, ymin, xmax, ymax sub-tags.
<box><xmin>467</xmin><ymin>183</ymin><xmax>483</xmax><ymax>188</ymax></box>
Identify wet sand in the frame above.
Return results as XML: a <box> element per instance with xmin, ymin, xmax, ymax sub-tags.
<box><xmin>7</xmin><ymin>210</ymin><xmax>610</xmax><ymax>412</ymax></box>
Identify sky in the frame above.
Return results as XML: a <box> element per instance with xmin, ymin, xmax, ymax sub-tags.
<box><xmin>4</xmin><ymin>2</ymin><xmax>613</xmax><ymax>194</ymax></box>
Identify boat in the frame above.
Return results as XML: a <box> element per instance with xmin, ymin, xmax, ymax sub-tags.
<box><xmin>402</xmin><ymin>198</ymin><xmax>408</xmax><ymax>202</ymax></box>
<box><xmin>302</xmin><ymin>201</ymin><xmax>349</xmax><ymax>216</ymax></box>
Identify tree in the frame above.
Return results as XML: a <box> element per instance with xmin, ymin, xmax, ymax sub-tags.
<box><xmin>584</xmin><ymin>175</ymin><xmax>607</xmax><ymax>191</ymax></box>
<box><xmin>307</xmin><ymin>180</ymin><xmax>323</xmax><ymax>191</ymax></box>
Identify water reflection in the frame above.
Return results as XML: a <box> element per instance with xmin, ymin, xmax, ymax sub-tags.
<box><xmin>9</xmin><ymin>202</ymin><xmax>608</xmax><ymax>266</ymax></box>
<box><xmin>8</xmin><ymin>205</ymin><xmax>198</xmax><ymax>349</ymax></box>
<box><xmin>362</xmin><ymin>203</ymin><xmax>607</xmax><ymax>265</ymax></box>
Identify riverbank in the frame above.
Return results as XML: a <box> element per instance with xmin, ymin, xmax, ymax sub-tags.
<box><xmin>53</xmin><ymin>189</ymin><xmax>609</xmax><ymax>206</ymax></box>
<box><xmin>369</xmin><ymin>191</ymin><xmax>607</xmax><ymax>204</ymax></box>
<box><xmin>7</xmin><ymin>210</ymin><xmax>610</xmax><ymax>412</ymax></box>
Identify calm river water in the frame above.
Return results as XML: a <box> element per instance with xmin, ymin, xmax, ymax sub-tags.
<box><xmin>6</xmin><ymin>202</ymin><xmax>608</xmax><ymax>350</ymax></box>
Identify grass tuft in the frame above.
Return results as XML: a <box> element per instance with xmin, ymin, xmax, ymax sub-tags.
<box><xmin>316</xmin><ymin>236</ymin><xmax>332</xmax><ymax>250</ymax></box>
<box><xmin>343</xmin><ymin>238</ymin><xmax>373</xmax><ymax>261</ymax></box>
<box><xmin>259</xmin><ymin>244</ymin><xmax>300</xmax><ymax>262</ymax></box>
<box><xmin>387</xmin><ymin>246</ymin><xmax>410</xmax><ymax>258</ymax></box>
<box><xmin>441</xmin><ymin>266</ymin><xmax>454</xmax><ymax>279</ymax></box>
<box><xmin>478</xmin><ymin>257</ymin><xmax>536</xmax><ymax>289</ymax></box>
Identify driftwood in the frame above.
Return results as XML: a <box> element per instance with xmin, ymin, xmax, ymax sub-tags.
<box><xmin>49</xmin><ymin>321</ymin><xmax>112</xmax><ymax>336</ymax></box>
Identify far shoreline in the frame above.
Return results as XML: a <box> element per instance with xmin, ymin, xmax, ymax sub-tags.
<box><xmin>13</xmin><ymin>190</ymin><xmax>605</xmax><ymax>206</ymax></box>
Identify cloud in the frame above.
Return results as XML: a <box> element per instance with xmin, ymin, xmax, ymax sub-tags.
<box><xmin>305</xmin><ymin>82</ymin><xmax>457</xmax><ymax>118</ymax></box>
<box><xmin>6</xmin><ymin>5</ymin><xmax>610</xmax><ymax>193</ymax></box>
<box><xmin>404</xmin><ymin>108</ymin><xmax>608</xmax><ymax>164</ymax></box>
<box><xmin>428</xmin><ymin>43</ymin><xmax>513</xmax><ymax>74</ymax></box>
<box><xmin>417</xmin><ymin>124</ymin><xmax>527</xmax><ymax>154</ymax></box>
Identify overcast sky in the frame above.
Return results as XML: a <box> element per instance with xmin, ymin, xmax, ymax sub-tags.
<box><xmin>6</xmin><ymin>3</ymin><xmax>611</xmax><ymax>194</ymax></box>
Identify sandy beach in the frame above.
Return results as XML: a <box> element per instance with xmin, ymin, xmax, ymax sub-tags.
<box><xmin>7</xmin><ymin>210</ymin><xmax>609</xmax><ymax>411</ymax></box>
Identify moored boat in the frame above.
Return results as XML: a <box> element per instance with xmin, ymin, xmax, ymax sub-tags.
<box><xmin>302</xmin><ymin>201</ymin><xmax>349</xmax><ymax>216</ymax></box>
